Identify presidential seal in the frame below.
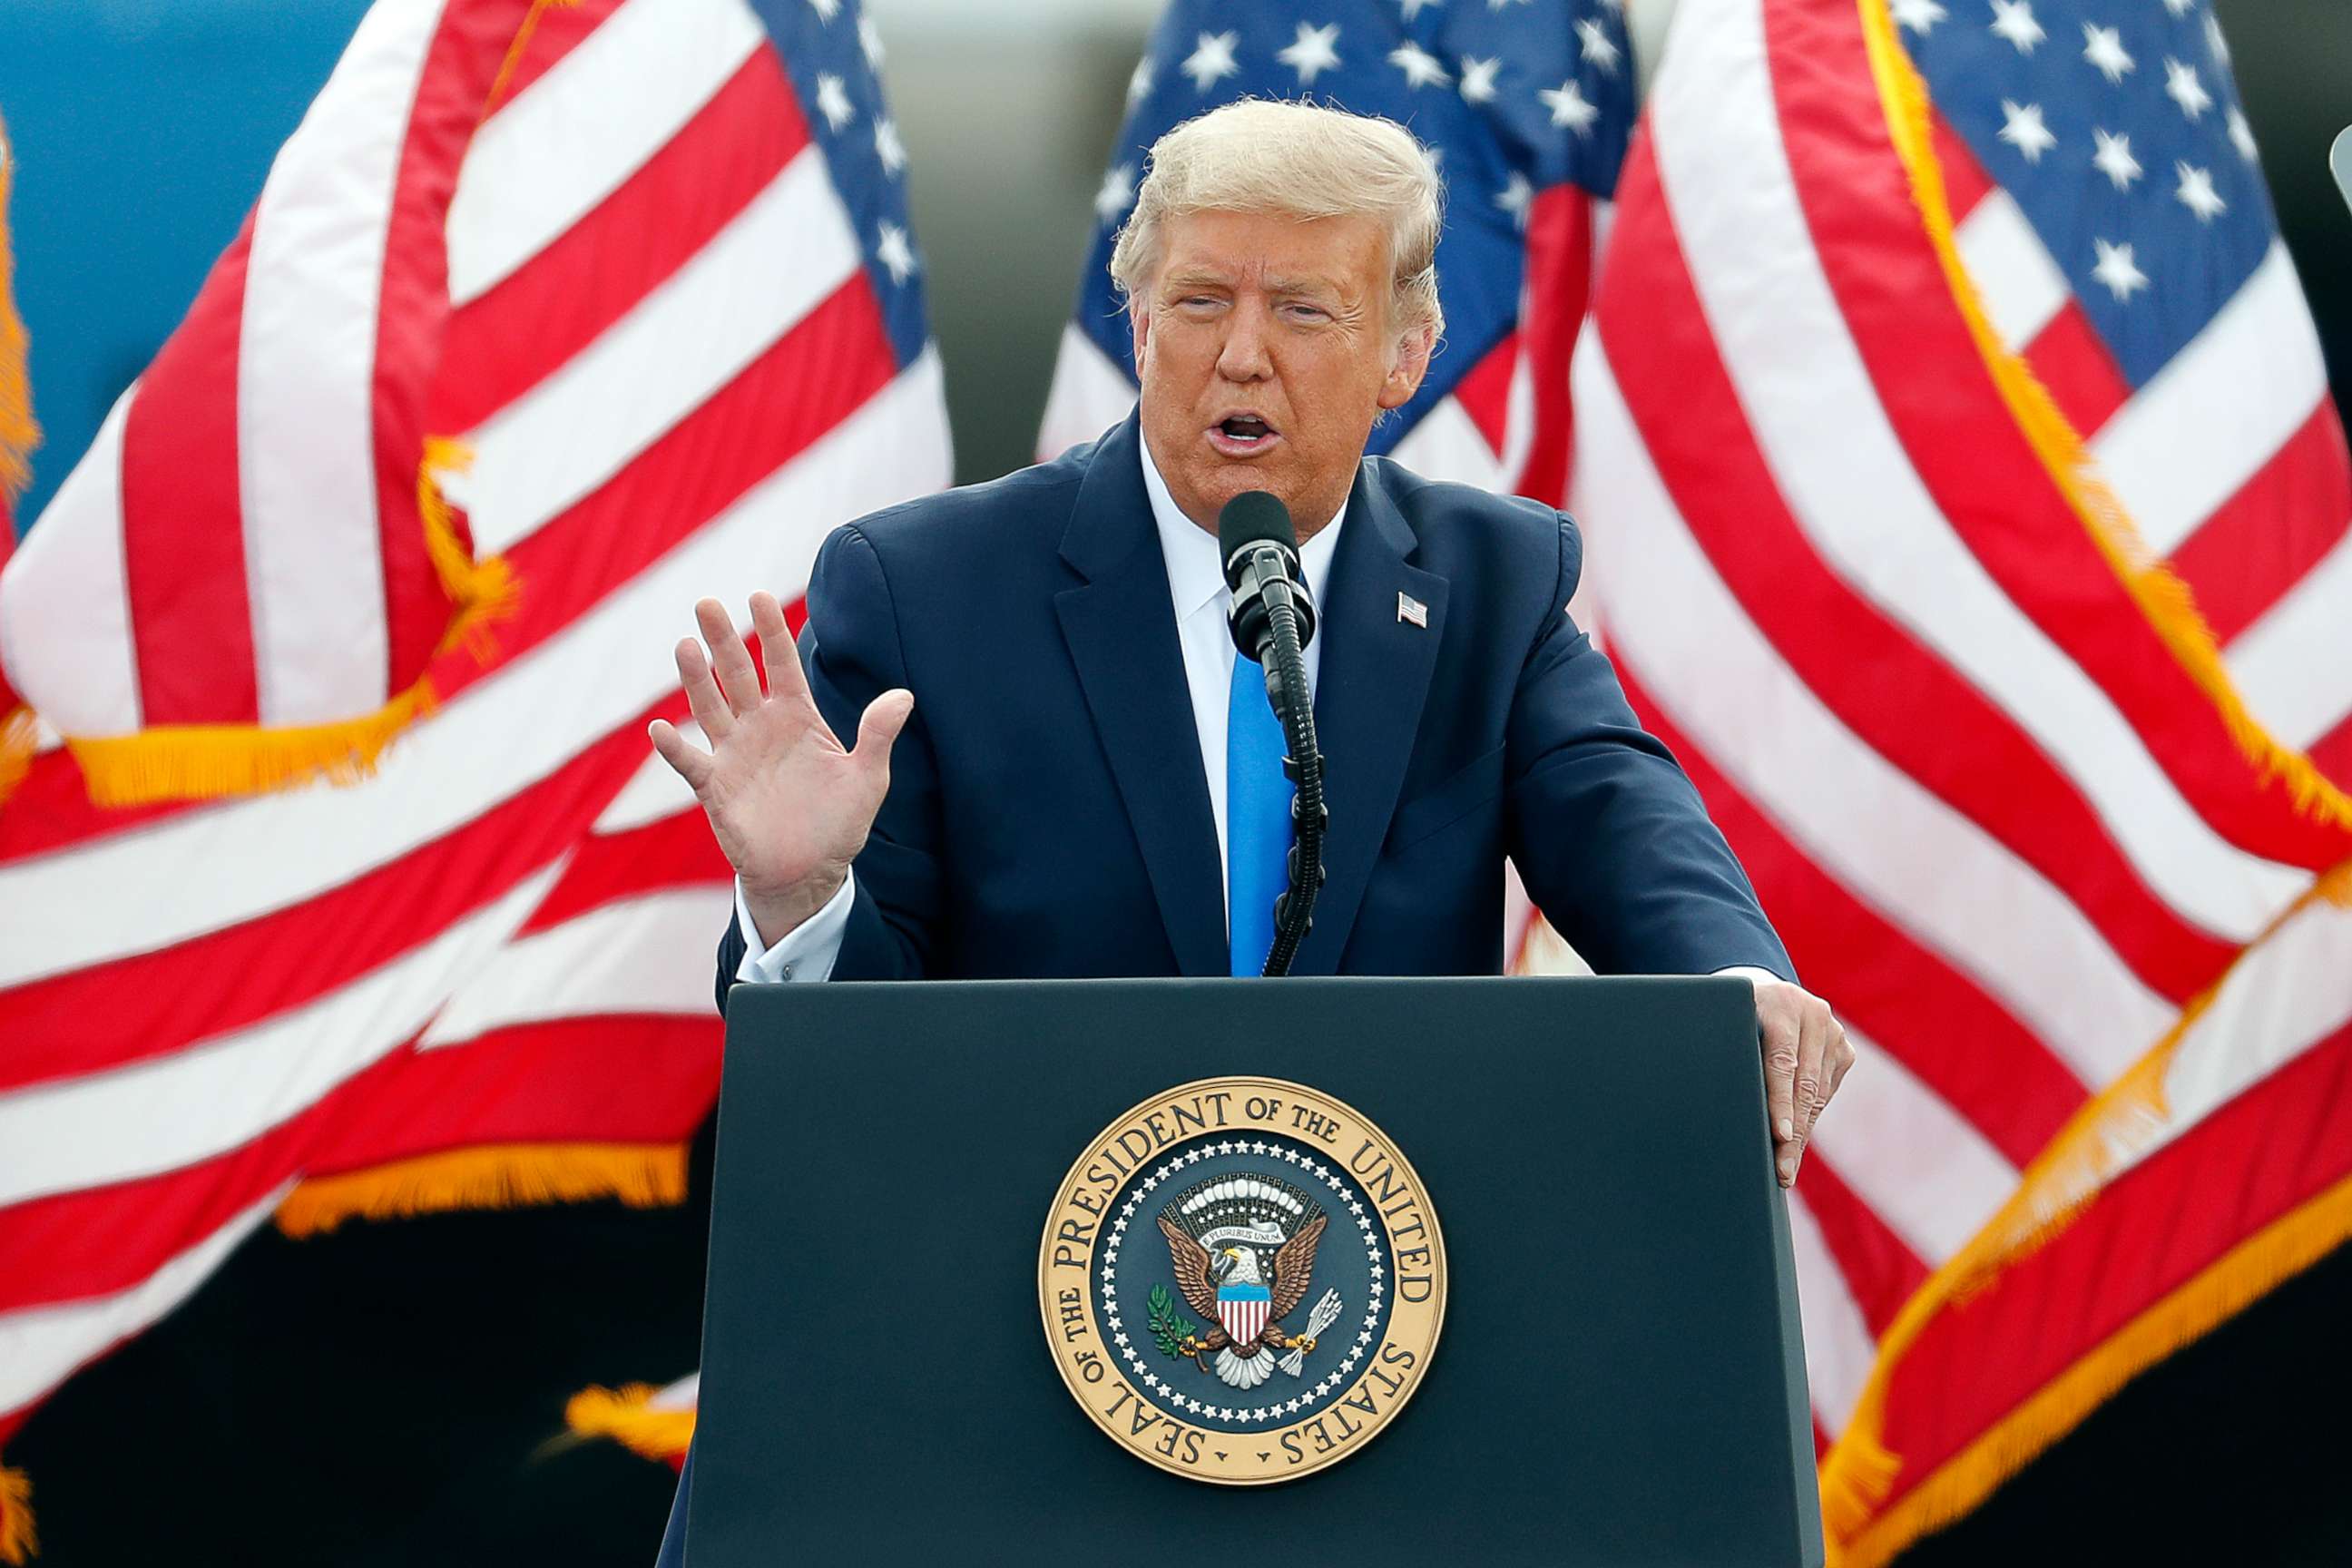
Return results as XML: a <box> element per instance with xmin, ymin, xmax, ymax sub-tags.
<box><xmin>1038</xmin><ymin>1077</ymin><xmax>1445</xmax><ymax>1485</ymax></box>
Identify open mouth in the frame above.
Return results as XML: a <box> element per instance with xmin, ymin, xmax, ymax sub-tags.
<box><xmin>1209</xmin><ymin>414</ymin><xmax>1279</xmax><ymax>455</ymax></box>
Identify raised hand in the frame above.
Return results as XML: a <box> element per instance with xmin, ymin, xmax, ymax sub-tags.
<box><xmin>648</xmin><ymin>593</ymin><xmax>913</xmax><ymax>946</ymax></box>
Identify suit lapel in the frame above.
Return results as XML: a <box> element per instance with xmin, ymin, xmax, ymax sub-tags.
<box><xmin>1053</xmin><ymin>417</ymin><xmax>1229</xmax><ymax>977</ymax></box>
<box><xmin>1293</xmin><ymin>463</ymin><xmax>1448</xmax><ymax>975</ymax></box>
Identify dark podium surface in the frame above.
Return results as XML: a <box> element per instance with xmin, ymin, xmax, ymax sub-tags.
<box><xmin>689</xmin><ymin>976</ymin><xmax>1823</xmax><ymax>1565</ymax></box>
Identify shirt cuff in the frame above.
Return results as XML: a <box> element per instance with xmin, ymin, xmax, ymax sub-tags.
<box><xmin>1712</xmin><ymin>965</ymin><xmax>1786</xmax><ymax>987</ymax></box>
<box><xmin>733</xmin><ymin>876</ymin><xmax>855</xmax><ymax>985</ymax></box>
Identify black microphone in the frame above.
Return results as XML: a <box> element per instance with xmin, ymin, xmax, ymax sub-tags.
<box><xmin>1219</xmin><ymin>491</ymin><xmax>1318</xmax><ymax>669</ymax></box>
<box><xmin>1216</xmin><ymin>491</ymin><xmax>1327</xmax><ymax>977</ymax></box>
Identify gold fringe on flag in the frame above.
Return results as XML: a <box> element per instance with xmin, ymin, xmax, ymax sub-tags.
<box><xmin>58</xmin><ymin>443</ymin><xmax>513</xmax><ymax>808</ymax></box>
<box><xmin>0</xmin><ymin>109</ymin><xmax>38</xmax><ymax>511</ymax></box>
<box><xmin>0</xmin><ymin>110</ymin><xmax>44</xmax><ymax>818</ymax></box>
<box><xmin>0</xmin><ymin>1466</ymin><xmax>32</xmax><ymax>1566</ymax></box>
<box><xmin>564</xmin><ymin>1384</ymin><xmax>698</xmax><ymax>1465</ymax></box>
<box><xmin>64</xmin><ymin>690</ymin><xmax>439</xmax><ymax>806</ymax></box>
<box><xmin>0</xmin><ymin>707</ymin><xmax>32</xmax><ymax>811</ymax></box>
<box><xmin>417</xmin><ymin>436</ymin><xmax>518</xmax><ymax>657</ymax></box>
<box><xmin>1855</xmin><ymin>0</ymin><xmax>2352</xmax><ymax>829</ymax></box>
<box><xmin>274</xmin><ymin>1142</ymin><xmax>688</xmax><ymax>1240</ymax></box>
<box><xmin>484</xmin><ymin>0</ymin><xmax>580</xmax><ymax>116</ymax></box>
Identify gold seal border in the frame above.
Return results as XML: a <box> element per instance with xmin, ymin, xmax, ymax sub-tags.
<box><xmin>1036</xmin><ymin>1075</ymin><xmax>1447</xmax><ymax>1486</ymax></box>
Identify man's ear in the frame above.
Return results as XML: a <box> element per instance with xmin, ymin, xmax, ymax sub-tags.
<box><xmin>1130</xmin><ymin>301</ymin><xmax>1152</xmax><ymax>376</ymax></box>
<box><xmin>1378</xmin><ymin>321</ymin><xmax>1436</xmax><ymax>411</ymax></box>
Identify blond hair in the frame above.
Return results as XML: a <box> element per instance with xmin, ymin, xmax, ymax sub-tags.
<box><xmin>1109</xmin><ymin>99</ymin><xmax>1445</xmax><ymax>341</ymax></box>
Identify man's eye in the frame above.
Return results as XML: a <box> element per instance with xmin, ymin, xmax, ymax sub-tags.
<box><xmin>1285</xmin><ymin>304</ymin><xmax>1329</xmax><ymax>322</ymax></box>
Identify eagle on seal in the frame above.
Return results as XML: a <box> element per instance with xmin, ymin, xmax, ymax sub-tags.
<box><xmin>1158</xmin><ymin>1208</ymin><xmax>1329</xmax><ymax>1390</ymax></box>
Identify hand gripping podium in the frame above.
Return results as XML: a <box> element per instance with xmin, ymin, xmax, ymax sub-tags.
<box><xmin>687</xmin><ymin>976</ymin><xmax>1823</xmax><ymax>1566</ymax></box>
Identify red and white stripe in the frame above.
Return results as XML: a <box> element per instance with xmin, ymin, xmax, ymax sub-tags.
<box><xmin>0</xmin><ymin>0</ymin><xmax>948</xmax><ymax>1467</ymax></box>
<box><xmin>1563</xmin><ymin>0</ymin><xmax>2352</xmax><ymax>1551</ymax></box>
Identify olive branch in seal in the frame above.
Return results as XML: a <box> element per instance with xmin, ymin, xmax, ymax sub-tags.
<box><xmin>1145</xmin><ymin>1284</ymin><xmax>1199</xmax><ymax>1359</ymax></box>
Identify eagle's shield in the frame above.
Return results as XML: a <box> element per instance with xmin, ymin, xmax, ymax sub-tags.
<box><xmin>1217</xmin><ymin>1281</ymin><xmax>1271</xmax><ymax>1348</ymax></box>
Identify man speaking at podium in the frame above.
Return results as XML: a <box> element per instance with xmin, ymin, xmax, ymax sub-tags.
<box><xmin>654</xmin><ymin>100</ymin><xmax>1852</xmax><ymax>1203</ymax></box>
<box><xmin>648</xmin><ymin>97</ymin><xmax>1853</xmax><ymax>1560</ymax></box>
<box><xmin>654</xmin><ymin>97</ymin><xmax>1853</xmax><ymax>1174</ymax></box>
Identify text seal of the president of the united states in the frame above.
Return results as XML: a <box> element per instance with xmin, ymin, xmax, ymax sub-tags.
<box><xmin>1039</xmin><ymin>1077</ymin><xmax>1446</xmax><ymax>1484</ymax></box>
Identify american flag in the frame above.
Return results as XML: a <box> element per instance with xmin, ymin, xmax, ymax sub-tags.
<box><xmin>1572</xmin><ymin>0</ymin><xmax>2352</xmax><ymax>1560</ymax></box>
<box><xmin>1038</xmin><ymin>0</ymin><xmax>1637</xmax><ymax>508</ymax></box>
<box><xmin>0</xmin><ymin>0</ymin><xmax>946</xmax><ymax>1548</ymax></box>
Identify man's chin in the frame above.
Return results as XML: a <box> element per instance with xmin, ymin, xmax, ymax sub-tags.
<box><xmin>1188</xmin><ymin>466</ymin><xmax>1296</xmax><ymax>520</ymax></box>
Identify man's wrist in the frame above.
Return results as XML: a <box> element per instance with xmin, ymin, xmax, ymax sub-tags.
<box><xmin>742</xmin><ymin>868</ymin><xmax>849</xmax><ymax>950</ymax></box>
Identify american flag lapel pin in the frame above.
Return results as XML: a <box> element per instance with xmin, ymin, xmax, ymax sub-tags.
<box><xmin>1396</xmin><ymin>591</ymin><xmax>1428</xmax><ymax>629</ymax></box>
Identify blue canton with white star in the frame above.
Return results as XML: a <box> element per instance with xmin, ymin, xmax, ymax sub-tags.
<box><xmin>748</xmin><ymin>0</ymin><xmax>930</xmax><ymax>367</ymax></box>
<box><xmin>1075</xmin><ymin>0</ymin><xmax>1638</xmax><ymax>451</ymax></box>
<box><xmin>1897</xmin><ymin>0</ymin><xmax>2277</xmax><ymax>387</ymax></box>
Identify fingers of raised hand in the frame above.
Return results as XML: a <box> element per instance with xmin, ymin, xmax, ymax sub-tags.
<box><xmin>674</xmin><ymin>634</ymin><xmax>734</xmax><ymax>743</ymax></box>
<box><xmin>694</xmin><ymin>598</ymin><xmax>763</xmax><ymax>720</ymax></box>
<box><xmin>647</xmin><ymin>717</ymin><xmax>713</xmax><ymax>793</ymax></box>
<box><xmin>750</xmin><ymin>592</ymin><xmax>808</xmax><ymax>707</ymax></box>
<box><xmin>852</xmin><ymin>689</ymin><xmax>916</xmax><ymax>782</ymax></box>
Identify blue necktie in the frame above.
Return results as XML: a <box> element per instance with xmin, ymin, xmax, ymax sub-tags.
<box><xmin>1227</xmin><ymin>650</ymin><xmax>1294</xmax><ymax>975</ymax></box>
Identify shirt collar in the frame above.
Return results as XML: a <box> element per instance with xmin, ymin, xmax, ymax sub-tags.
<box><xmin>1139</xmin><ymin>429</ymin><xmax>1348</xmax><ymax>621</ymax></box>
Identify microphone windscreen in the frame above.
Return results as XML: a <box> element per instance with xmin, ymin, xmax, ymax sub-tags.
<box><xmin>1218</xmin><ymin>491</ymin><xmax>1298</xmax><ymax>584</ymax></box>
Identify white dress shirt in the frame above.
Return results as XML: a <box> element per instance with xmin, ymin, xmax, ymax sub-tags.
<box><xmin>733</xmin><ymin>434</ymin><xmax>1343</xmax><ymax>983</ymax></box>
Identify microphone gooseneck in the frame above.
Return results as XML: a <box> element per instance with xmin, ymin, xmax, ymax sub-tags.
<box><xmin>1218</xmin><ymin>492</ymin><xmax>1327</xmax><ymax>978</ymax></box>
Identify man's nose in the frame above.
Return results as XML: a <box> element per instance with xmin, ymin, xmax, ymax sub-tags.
<box><xmin>1215</xmin><ymin>302</ymin><xmax>1275</xmax><ymax>383</ymax></box>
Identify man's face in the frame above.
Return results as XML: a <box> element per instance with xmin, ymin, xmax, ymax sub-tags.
<box><xmin>1132</xmin><ymin>208</ymin><xmax>1433</xmax><ymax>540</ymax></box>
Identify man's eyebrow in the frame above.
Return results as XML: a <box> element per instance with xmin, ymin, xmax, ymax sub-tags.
<box><xmin>1161</xmin><ymin>269</ymin><xmax>1234</xmax><ymax>291</ymax></box>
<box><xmin>1159</xmin><ymin>269</ymin><xmax>1348</xmax><ymax>297</ymax></box>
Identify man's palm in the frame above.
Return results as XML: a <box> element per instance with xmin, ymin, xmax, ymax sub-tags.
<box><xmin>649</xmin><ymin>593</ymin><xmax>912</xmax><ymax>944</ymax></box>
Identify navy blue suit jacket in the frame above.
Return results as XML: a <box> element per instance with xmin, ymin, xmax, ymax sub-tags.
<box><xmin>712</xmin><ymin>414</ymin><xmax>1790</xmax><ymax>997</ymax></box>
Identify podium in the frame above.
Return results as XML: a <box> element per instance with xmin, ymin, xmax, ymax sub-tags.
<box><xmin>685</xmin><ymin>976</ymin><xmax>1823</xmax><ymax>1566</ymax></box>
